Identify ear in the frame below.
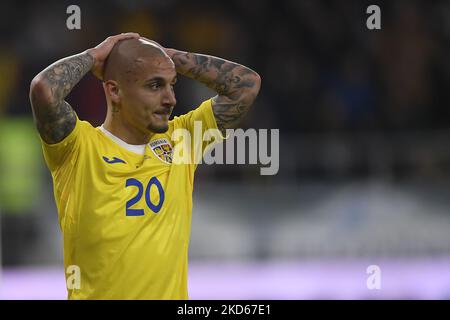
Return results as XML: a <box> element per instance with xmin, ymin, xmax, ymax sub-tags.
<box><xmin>103</xmin><ymin>80</ymin><xmax>121</xmax><ymax>104</ymax></box>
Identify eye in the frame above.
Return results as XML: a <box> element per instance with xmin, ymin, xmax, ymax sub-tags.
<box><xmin>147</xmin><ymin>82</ymin><xmax>161</xmax><ymax>90</ymax></box>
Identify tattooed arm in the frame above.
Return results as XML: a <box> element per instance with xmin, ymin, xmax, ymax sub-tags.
<box><xmin>29</xmin><ymin>32</ymin><xmax>139</xmax><ymax>144</ymax></box>
<box><xmin>165</xmin><ymin>49</ymin><xmax>261</xmax><ymax>133</ymax></box>
<box><xmin>29</xmin><ymin>52</ymin><xmax>93</xmax><ymax>144</ymax></box>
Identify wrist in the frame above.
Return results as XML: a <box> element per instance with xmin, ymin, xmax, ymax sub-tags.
<box><xmin>165</xmin><ymin>48</ymin><xmax>184</xmax><ymax>59</ymax></box>
<box><xmin>85</xmin><ymin>48</ymin><xmax>97</xmax><ymax>65</ymax></box>
<box><xmin>164</xmin><ymin>48</ymin><xmax>175</xmax><ymax>58</ymax></box>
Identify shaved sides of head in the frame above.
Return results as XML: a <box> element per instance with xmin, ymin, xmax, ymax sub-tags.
<box><xmin>103</xmin><ymin>38</ymin><xmax>167</xmax><ymax>83</ymax></box>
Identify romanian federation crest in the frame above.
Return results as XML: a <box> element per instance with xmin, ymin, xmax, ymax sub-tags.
<box><xmin>149</xmin><ymin>138</ymin><xmax>173</xmax><ymax>164</ymax></box>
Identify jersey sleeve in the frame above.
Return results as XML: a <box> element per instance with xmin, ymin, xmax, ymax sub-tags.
<box><xmin>170</xmin><ymin>98</ymin><xmax>225</xmax><ymax>165</ymax></box>
<box><xmin>40</xmin><ymin>116</ymin><xmax>84</xmax><ymax>173</ymax></box>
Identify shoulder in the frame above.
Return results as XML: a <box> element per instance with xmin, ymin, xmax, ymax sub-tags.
<box><xmin>169</xmin><ymin>99</ymin><xmax>214</xmax><ymax>129</ymax></box>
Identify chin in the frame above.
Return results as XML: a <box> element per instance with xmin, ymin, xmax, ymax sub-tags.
<box><xmin>147</xmin><ymin>123</ymin><xmax>169</xmax><ymax>134</ymax></box>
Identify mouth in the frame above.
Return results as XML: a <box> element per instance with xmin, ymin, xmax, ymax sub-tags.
<box><xmin>153</xmin><ymin>109</ymin><xmax>171</xmax><ymax>121</ymax></box>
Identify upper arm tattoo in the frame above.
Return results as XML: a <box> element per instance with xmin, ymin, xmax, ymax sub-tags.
<box><xmin>30</xmin><ymin>52</ymin><xmax>93</xmax><ymax>144</ymax></box>
<box><xmin>35</xmin><ymin>100</ymin><xmax>77</xmax><ymax>144</ymax></box>
<box><xmin>211</xmin><ymin>96</ymin><xmax>249</xmax><ymax>134</ymax></box>
<box><xmin>210</xmin><ymin>64</ymin><xmax>259</xmax><ymax>133</ymax></box>
<box><xmin>169</xmin><ymin>52</ymin><xmax>261</xmax><ymax>133</ymax></box>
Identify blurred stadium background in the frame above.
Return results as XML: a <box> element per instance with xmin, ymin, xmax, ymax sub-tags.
<box><xmin>1</xmin><ymin>0</ymin><xmax>450</xmax><ymax>299</ymax></box>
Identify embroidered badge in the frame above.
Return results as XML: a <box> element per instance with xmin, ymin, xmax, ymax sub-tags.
<box><xmin>149</xmin><ymin>138</ymin><xmax>173</xmax><ymax>164</ymax></box>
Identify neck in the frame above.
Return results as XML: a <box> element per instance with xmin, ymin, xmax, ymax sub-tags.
<box><xmin>103</xmin><ymin>111</ymin><xmax>153</xmax><ymax>145</ymax></box>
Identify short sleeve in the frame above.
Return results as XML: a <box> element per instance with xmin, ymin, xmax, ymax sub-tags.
<box><xmin>40</xmin><ymin>116</ymin><xmax>83</xmax><ymax>173</ymax></box>
<box><xmin>170</xmin><ymin>99</ymin><xmax>225</xmax><ymax>164</ymax></box>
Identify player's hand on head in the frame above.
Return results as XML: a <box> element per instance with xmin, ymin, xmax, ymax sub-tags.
<box><xmin>87</xmin><ymin>32</ymin><xmax>140</xmax><ymax>80</ymax></box>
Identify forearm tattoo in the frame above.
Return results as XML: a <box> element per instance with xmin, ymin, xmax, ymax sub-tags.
<box><xmin>30</xmin><ymin>52</ymin><xmax>94</xmax><ymax>143</ymax></box>
<box><xmin>170</xmin><ymin>51</ymin><xmax>260</xmax><ymax>132</ymax></box>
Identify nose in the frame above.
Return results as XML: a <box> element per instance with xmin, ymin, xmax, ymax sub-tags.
<box><xmin>162</xmin><ymin>85</ymin><xmax>176</xmax><ymax>108</ymax></box>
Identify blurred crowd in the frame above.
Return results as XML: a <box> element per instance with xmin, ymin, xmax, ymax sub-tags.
<box><xmin>1</xmin><ymin>0</ymin><xmax>450</xmax><ymax>266</ymax></box>
<box><xmin>1</xmin><ymin>0</ymin><xmax>450</xmax><ymax>131</ymax></box>
<box><xmin>0</xmin><ymin>0</ymin><xmax>448</xmax><ymax>205</ymax></box>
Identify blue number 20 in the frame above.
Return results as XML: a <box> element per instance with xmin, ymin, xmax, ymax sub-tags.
<box><xmin>125</xmin><ymin>177</ymin><xmax>165</xmax><ymax>216</ymax></box>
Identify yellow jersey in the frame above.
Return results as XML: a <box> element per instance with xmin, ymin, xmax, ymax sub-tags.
<box><xmin>41</xmin><ymin>99</ymin><xmax>219</xmax><ymax>299</ymax></box>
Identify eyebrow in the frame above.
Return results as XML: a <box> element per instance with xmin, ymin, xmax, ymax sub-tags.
<box><xmin>144</xmin><ymin>76</ymin><xmax>177</xmax><ymax>84</ymax></box>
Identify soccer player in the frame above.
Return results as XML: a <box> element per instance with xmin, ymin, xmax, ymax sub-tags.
<box><xmin>29</xmin><ymin>33</ymin><xmax>261</xmax><ymax>299</ymax></box>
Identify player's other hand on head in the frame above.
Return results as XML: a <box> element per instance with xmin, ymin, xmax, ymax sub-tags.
<box><xmin>87</xmin><ymin>32</ymin><xmax>140</xmax><ymax>80</ymax></box>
